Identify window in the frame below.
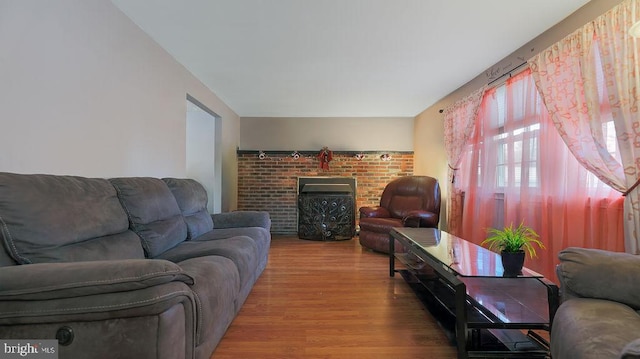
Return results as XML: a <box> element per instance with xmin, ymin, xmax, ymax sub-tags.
<box><xmin>462</xmin><ymin>69</ymin><xmax>617</xmax><ymax>194</ymax></box>
<box><xmin>494</xmin><ymin>79</ymin><xmax>545</xmax><ymax>190</ymax></box>
<box><xmin>457</xmin><ymin>68</ymin><xmax>622</xmax><ymax>280</ymax></box>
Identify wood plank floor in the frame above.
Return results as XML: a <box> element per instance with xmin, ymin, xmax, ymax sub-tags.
<box><xmin>212</xmin><ymin>236</ymin><xmax>457</xmax><ymax>359</ymax></box>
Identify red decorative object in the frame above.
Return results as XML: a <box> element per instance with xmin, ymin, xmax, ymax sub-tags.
<box><xmin>317</xmin><ymin>146</ymin><xmax>333</xmax><ymax>170</ymax></box>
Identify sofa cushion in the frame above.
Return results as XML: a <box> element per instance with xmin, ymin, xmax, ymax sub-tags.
<box><xmin>0</xmin><ymin>172</ymin><xmax>144</xmax><ymax>264</ymax></box>
<box><xmin>156</xmin><ymin>236</ymin><xmax>258</xmax><ymax>299</ymax></box>
<box><xmin>196</xmin><ymin>227</ymin><xmax>270</xmax><ymax>267</ymax></box>
<box><xmin>551</xmin><ymin>298</ymin><xmax>640</xmax><ymax>359</ymax></box>
<box><xmin>110</xmin><ymin>177</ymin><xmax>187</xmax><ymax>258</ymax></box>
<box><xmin>162</xmin><ymin>178</ymin><xmax>213</xmax><ymax>239</ymax></box>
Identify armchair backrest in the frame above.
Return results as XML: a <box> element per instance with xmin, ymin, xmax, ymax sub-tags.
<box><xmin>380</xmin><ymin>176</ymin><xmax>441</xmax><ymax>219</ymax></box>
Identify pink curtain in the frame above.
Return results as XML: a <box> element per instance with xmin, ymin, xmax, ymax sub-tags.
<box><xmin>529</xmin><ymin>0</ymin><xmax>640</xmax><ymax>253</ymax></box>
<box><xmin>443</xmin><ymin>86</ymin><xmax>486</xmax><ymax>236</ymax></box>
<box><xmin>458</xmin><ymin>69</ymin><xmax>624</xmax><ymax>282</ymax></box>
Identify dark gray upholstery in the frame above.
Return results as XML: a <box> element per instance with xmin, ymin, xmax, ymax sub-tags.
<box><xmin>157</xmin><ymin>236</ymin><xmax>258</xmax><ymax>307</ymax></box>
<box><xmin>552</xmin><ymin>298</ymin><xmax>640</xmax><ymax>359</ymax></box>
<box><xmin>163</xmin><ymin>178</ymin><xmax>214</xmax><ymax>239</ymax></box>
<box><xmin>0</xmin><ymin>296</ymin><xmax>194</xmax><ymax>359</ymax></box>
<box><xmin>110</xmin><ymin>177</ymin><xmax>188</xmax><ymax>258</ymax></box>
<box><xmin>177</xmin><ymin>256</ymin><xmax>240</xmax><ymax>356</ymax></box>
<box><xmin>552</xmin><ymin>247</ymin><xmax>640</xmax><ymax>359</ymax></box>
<box><xmin>0</xmin><ymin>245</ymin><xmax>16</xmax><ymax>267</ymax></box>
<box><xmin>0</xmin><ymin>259</ymin><xmax>193</xmax><ymax>300</ymax></box>
<box><xmin>0</xmin><ymin>172</ymin><xmax>271</xmax><ymax>359</ymax></box>
<box><xmin>557</xmin><ymin>247</ymin><xmax>640</xmax><ymax>308</ymax></box>
<box><xmin>196</xmin><ymin>226</ymin><xmax>271</xmax><ymax>274</ymax></box>
<box><xmin>0</xmin><ymin>172</ymin><xmax>144</xmax><ymax>264</ymax></box>
<box><xmin>212</xmin><ymin>210</ymin><xmax>271</xmax><ymax>229</ymax></box>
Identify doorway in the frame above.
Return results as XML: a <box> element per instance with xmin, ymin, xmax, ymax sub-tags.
<box><xmin>186</xmin><ymin>95</ymin><xmax>222</xmax><ymax>213</ymax></box>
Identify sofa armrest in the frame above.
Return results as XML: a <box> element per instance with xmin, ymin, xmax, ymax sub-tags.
<box><xmin>211</xmin><ymin>211</ymin><xmax>271</xmax><ymax>230</ymax></box>
<box><xmin>359</xmin><ymin>206</ymin><xmax>390</xmax><ymax>218</ymax></box>
<box><xmin>0</xmin><ymin>259</ymin><xmax>194</xmax><ymax>301</ymax></box>
<box><xmin>402</xmin><ymin>210</ymin><xmax>438</xmax><ymax>228</ymax></box>
<box><xmin>0</xmin><ymin>261</ymin><xmax>196</xmax><ymax>359</ymax></box>
<box><xmin>557</xmin><ymin>247</ymin><xmax>640</xmax><ymax>309</ymax></box>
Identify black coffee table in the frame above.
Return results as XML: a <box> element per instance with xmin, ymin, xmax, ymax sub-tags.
<box><xmin>389</xmin><ymin>227</ymin><xmax>559</xmax><ymax>359</ymax></box>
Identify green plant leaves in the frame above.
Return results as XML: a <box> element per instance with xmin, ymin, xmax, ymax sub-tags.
<box><xmin>481</xmin><ymin>221</ymin><xmax>546</xmax><ymax>258</ymax></box>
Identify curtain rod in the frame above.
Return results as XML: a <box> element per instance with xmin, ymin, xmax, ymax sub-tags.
<box><xmin>487</xmin><ymin>61</ymin><xmax>528</xmax><ymax>86</ymax></box>
<box><xmin>438</xmin><ymin>61</ymin><xmax>529</xmax><ymax>114</ymax></box>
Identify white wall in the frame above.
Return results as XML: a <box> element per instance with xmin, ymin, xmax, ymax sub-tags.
<box><xmin>0</xmin><ymin>0</ymin><xmax>241</xmax><ymax>210</ymax></box>
<box><xmin>240</xmin><ymin>117</ymin><xmax>414</xmax><ymax>151</ymax></box>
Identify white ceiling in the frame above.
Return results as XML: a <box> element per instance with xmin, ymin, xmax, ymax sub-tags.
<box><xmin>111</xmin><ymin>0</ymin><xmax>591</xmax><ymax>118</ymax></box>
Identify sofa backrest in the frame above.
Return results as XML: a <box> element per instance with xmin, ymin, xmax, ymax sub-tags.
<box><xmin>110</xmin><ymin>177</ymin><xmax>188</xmax><ymax>258</ymax></box>
<box><xmin>162</xmin><ymin>178</ymin><xmax>213</xmax><ymax>239</ymax></box>
<box><xmin>380</xmin><ymin>176</ymin><xmax>441</xmax><ymax>220</ymax></box>
<box><xmin>0</xmin><ymin>172</ymin><xmax>145</xmax><ymax>265</ymax></box>
<box><xmin>558</xmin><ymin>247</ymin><xmax>640</xmax><ymax>309</ymax></box>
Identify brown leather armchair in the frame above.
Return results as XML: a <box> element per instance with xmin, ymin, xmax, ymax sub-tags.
<box><xmin>358</xmin><ymin>176</ymin><xmax>441</xmax><ymax>253</ymax></box>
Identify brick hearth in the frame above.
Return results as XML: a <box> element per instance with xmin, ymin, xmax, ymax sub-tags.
<box><xmin>237</xmin><ymin>150</ymin><xmax>414</xmax><ymax>234</ymax></box>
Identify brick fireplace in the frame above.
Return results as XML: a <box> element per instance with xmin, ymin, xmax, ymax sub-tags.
<box><xmin>237</xmin><ymin>150</ymin><xmax>414</xmax><ymax>235</ymax></box>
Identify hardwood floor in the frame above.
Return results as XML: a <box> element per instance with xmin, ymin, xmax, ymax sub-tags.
<box><xmin>212</xmin><ymin>236</ymin><xmax>457</xmax><ymax>359</ymax></box>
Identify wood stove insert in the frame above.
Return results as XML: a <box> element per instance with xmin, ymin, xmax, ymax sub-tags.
<box><xmin>297</xmin><ymin>177</ymin><xmax>356</xmax><ymax>241</ymax></box>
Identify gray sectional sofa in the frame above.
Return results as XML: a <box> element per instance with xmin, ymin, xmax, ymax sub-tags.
<box><xmin>552</xmin><ymin>247</ymin><xmax>640</xmax><ymax>359</ymax></box>
<box><xmin>0</xmin><ymin>172</ymin><xmax>271</xmax><ymax>359</ymax></box>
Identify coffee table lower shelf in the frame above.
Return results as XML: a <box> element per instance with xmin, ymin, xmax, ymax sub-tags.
<box><xmin>398</xmin><ymin>269</ymin><xmax>550</xmax><ymax>359</ymax></box>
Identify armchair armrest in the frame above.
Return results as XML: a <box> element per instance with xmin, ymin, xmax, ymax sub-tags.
<box><xmin>557</xmin><ymin>247</ymin><xmax>640</xmax><ymax>309</ymax></box>
<box><xmin>0</xmin><ymin>259</ymin><xmax>194</xmax><ymax>301</ymax></box>
<box><xmin>402</xmin><ymin>210</ymin><xmax>438</xmax><ymax>228</ymax></box>
<box><xmin>211</xmin><ymin>211</ymin><xmax>271</xmax><ymax>230</ymax></box>
<box><xmin>359</xmin><ymin>206</ymin><xmax>390</xmax><ymax>218</ymax></box>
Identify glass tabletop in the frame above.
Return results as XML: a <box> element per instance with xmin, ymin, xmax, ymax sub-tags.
<box><xmin>391</xmin><ymin>227</ymin><xmax>543</xmax><ymax>278</ymax></box>
<box><xmin>461</xmin><ymin>276</ymin><xmax>550</xmax><ymax>324</ymax></box>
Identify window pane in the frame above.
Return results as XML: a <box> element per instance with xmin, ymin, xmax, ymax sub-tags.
<box><xmin>514</xmin><ymin>140</ymin><xmax>523</xmax><ymax>163</ymax></box>
<box><xmin>529</xmin><ymin>164</ymin><xmax>537</xmax><ymax>187</ymax></box>
<box><xmin>497</xmin><ymin>165</ymin><xmax>506</xmax><ymax>187</ymax></box>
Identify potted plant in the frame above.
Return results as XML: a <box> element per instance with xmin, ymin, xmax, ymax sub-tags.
<box><xmin>481</xmin><ymin>221</ymin><xmax>545</xmax><ymax>275</ymax></box>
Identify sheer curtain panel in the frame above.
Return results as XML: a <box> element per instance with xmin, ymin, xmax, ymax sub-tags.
<box><xmin>443</xmin><ymin>86</ymin><xmax>486</xmax><ymax>236</ymax></box>
<box><xmin>529</xmin><ymin>0</ymin><xmax>640</xmax><ymax>253</ymax></box>
<box><xmin>458</xmin><ymin>69</ymin><xmax>623</xmax><ymax>281</ymax></box>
